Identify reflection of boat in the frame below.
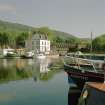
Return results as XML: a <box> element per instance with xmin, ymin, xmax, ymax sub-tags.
<box><xmin>37</xmin><ymin>53</ymin><xmax>46</xmax><ymax>59</ymax></box>
<box><xmin>78</xmin><ymin>82</ymin><xmax>105</xmax><ymax>105</ymax></box>
<box><xmin>67</xmin><ymin>74</ymin><xmax>85</xmax><ymax>88</ymax></box>
<box><xmin>67</xmin><ymin>76</ymin><xmax>83</xmax><ymax>105</ymax></box>
<box><xmin>64</xmin><ymin>56</ymin><xmax>105</xmax><ymax>83</ymax></box>
<box><xmin>68</xmin><ymin>86</ymin><xmax>82</xmax><ymax>105</ymax></box>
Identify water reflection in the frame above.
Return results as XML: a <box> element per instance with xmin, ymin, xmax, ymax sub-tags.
<box><xmin>0</xmin><ymin>58</ymin><xmax>68</xmax><ymax>105</ymax></box>
<box><xmin>0</xmin><ymin>92</ymin><xmax>15</xmax><ymax>102</ymax></box>
<box><xmin>39</xmin><ymin>59</ymin><xmax>51</xmax><ymax>73</ymax></box>
<box><xmin>67</xmin><ymin>76</ymin><xmax>83</xmax><ymax>105</ymax></box>
<box><xmin>68</xmin><ymin>86</ymin><xmax>81</xmax><ymax>105</ymax></box>
<box><xmin>39</xmin><ymin>59</ymin><xmax>51</xmax><ymax>80</ymax></box>
<box><xmin>0</xmin><ymin>58</ymin><xmax>62</xmax><ymax>84</ymax></box>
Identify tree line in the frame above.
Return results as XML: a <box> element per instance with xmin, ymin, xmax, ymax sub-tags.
<box><xmin>0</xmin><ymin>32</ymin><xmax>28</xmax><ymax>48</ymax></box>
<box><xmin>0</xmin><ymin>27</ymin><xmax>79</xmax><ymax>48</ymax></box>
<box><xmin>0</xmin><ymin>26</ymin><xmax>105</xmax><ymax>53</ymax></box>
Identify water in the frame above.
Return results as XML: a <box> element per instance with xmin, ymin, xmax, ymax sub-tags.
<box><xmin>67</xmin><ymin>77</ymin><xmax>83</xmax><ymax>105</ymax></box>
<box><xmin>0</xmin><ymin>58</ymin><xmax>69</xmax><ymax>105</ymax></box>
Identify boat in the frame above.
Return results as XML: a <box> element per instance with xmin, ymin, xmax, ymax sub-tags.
<box><xmin>21</xmin><ymin>51</ymin><xmax>34</xmax><ymax>59</ymax></box>
<box><xmin>78</xmin><ymin>82</ymin><xmax>105</xmax><ymax>105</ymax></box>
<box><xmin>67</xmin><ymin>74</ymin><xmax>85</xmax><ymax>88</ymax></box>
<box><xmin>37</xmin><ymin>53</ymin><xmax>46</xmax><ymax>59</ymax></box>
<box><xmin>3</xmin><ymin>48</ymin><xmax>17</xmax><ymax>58</ymax></box>
<box><xmin>4</xmin><ymin>52</ymin><xmax>17</xmax><ymax>58</ymax></box>
<box><xmin>64</xmin><ymin>56</ymin><xmax>105</xmax><ymax>84</ymax></box>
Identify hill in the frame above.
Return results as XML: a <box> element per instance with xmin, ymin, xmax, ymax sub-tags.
<box><xmin>52</xmin><ymin>30</ymin><xmax>77</xmax><ymax>39</ymax></box>
<box><xmin>0</xmin><ymin>20</ymin><xmax>82</xmax><ymax>48</ymax></box>
<box><xmin>0</xmin><ymin>20</ymin><xmax>34</xmax><ymax>35</ymax></box>
<box><xmin>0</xmin><ymin>20</ymin><xmax>77</xmax><ymax>39</ymax></box>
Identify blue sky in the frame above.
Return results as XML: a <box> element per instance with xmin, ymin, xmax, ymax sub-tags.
<box><xmin>0</xmin><ymin>0</ymin><xmax>105</xmax><ymax>38</ymax></box>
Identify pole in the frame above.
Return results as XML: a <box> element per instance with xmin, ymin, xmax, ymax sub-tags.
<box><xmin>90</xmin><ymin>32</ymin><xmax>93</xmax><ymax>54</ymax></box>
<box><xmin>90</xmin><ymin>32</ymin><xmax>93</xmax><ymax>59</ymax></box>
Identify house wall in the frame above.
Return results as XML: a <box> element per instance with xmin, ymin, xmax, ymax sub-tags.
<box><xmin>25</xmin><ymin>33</ymin><xmax>50</xmax><ymax>54</ymax></box>
<box><xmin>40</xmin><ymin>40</ymin><xmax>50</xmax><ymax>53</ymax></box>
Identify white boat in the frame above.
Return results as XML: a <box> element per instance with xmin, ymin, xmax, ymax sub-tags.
<box><xmin>37</xmin><ymin>53</ymin><xmax>46</xmax><ymax>59</ymax></box>
<box><xmin>21</xmin><ymin>51</ymin><xmax>34</xmax><ymax>59</ymax></box>
<box><xmin>26</xmin><ymin>51</ymin><xmax>34</xmax><ymax>58</ymax></box>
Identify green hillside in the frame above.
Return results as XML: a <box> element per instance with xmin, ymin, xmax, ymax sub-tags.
<box><xmin>0</xmin><ymin>20</ymin><xmax>34</xmax><ymax>35</ymax></box>
<box><xmin>52</xmin><ymin>30</ymin><xmax>77</xmax><ymax>39</ymax></box>
<box><xmin>0</xmin><ymin>20</ymin><xmax>77</xmax><ymax>39</ymax></box>
<box><xmin>0</xmin><ymin>20</ymin><xmax>80</xmax><ymax>48</ymax></box>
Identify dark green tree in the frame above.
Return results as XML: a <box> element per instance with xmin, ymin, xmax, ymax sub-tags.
<box><xmin>33</xmin><ymin>27</ymin><xmax>53</xmax><ymax>40</ymax></box>
<box><xmin>0</xmin><ymin>32</ymin><xmax>9</xmax><ymax>48</ymax></box>
<box><xmin>92</xmin><ymin>34</ymin><xmax>105</xmax><ymax>52</ymax></box>
<box><xmin>16</xmin><ymin>32</ymin><xmax>28</xmax><ymax>48</ymax></box>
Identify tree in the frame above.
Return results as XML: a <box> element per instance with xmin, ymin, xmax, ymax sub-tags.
<box><xmin>92</xmin><ymin>34</ymin><xmax>105</xmax><ymax>52</ymax></box>
<box><xmin>16</xmin><ymin>32</ymin><xmax>28</xmax><ymax>48</ymax></box>
<box><xmin>0</xmin><ymin>32</ymin><xmax>9</xmax><ymax>48</ymax></box>
<box><xmin>65</xmin><ymin>38</ymin><xmax>79</xmax><ymax>44</ymax></box>
<box><xmin>53</xmin><ymin>36</ymin><xmax>64</xmax><ymax>43</ymax></box>
<box><xmin>33</xmin><ymin>27</ymin><xmax>53</xmax><ymax>40</ymax></box>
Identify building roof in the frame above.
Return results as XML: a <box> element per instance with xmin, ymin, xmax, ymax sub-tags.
<box><xmin>33</xmin><ymin>33</ymin><xmax>48</xmax><ymax>40</ymax></box>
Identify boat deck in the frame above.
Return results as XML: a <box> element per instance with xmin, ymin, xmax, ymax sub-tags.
<box><xmin>86</xmin><ymin>82</ymin><xmax>105</xmax><ymax>91</ymax></box>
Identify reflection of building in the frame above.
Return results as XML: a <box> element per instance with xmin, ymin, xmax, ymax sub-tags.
<box><xmin>25</xmin><ymin>33</ymin><xmax>50</xmax><ymax>54</ymax></box>
<box><xmin>39</xmin><ymin>59</ymin><xmax>50</xmax><ymax>73</ymax></box>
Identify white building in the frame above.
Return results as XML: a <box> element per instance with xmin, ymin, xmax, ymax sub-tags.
<box><xmin>39</xmin><ymin>40</ymin><xmax>50</xmax><ymax>54</ymax></box>
<box><xmin>25</xmin><ymin>33</ymin><xmax>50</xmax><ymax>55</ymax></box>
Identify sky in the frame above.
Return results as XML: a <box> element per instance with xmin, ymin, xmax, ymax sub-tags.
<box><xmin>0</xmin><ymin>0</ymin><xmax>105</xmax><ymax>38</ymax></box>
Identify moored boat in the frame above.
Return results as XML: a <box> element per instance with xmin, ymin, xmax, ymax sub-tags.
<box><xmin>21</xmin><ymin>51</ymin><xmax>34</xmax><ymax>59</ymax></box>
<box><xmin>78</xmin><ymin>82</ymin><xmax>105</xmax><ymax>105</ymax></box>
<box><xmin>64</xmin><ymin>56</ymin><xmax>105</xmax><ymax>84</ymax></box>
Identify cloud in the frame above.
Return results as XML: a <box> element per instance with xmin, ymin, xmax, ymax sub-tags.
<box><xmin>0</xmin><ymin>4</ymin><xmax>16</xmax><ymax>12</ymax></box>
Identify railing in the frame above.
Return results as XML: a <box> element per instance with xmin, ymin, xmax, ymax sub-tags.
<box><xmin>64</xmin><ymin>56</ymin><xmax>99</xmax><ymax>72</ymax></box>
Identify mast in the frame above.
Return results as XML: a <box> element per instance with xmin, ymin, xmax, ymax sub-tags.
<box><xmin>90</xmin><ymin>32</ymin><xmax>93</xmax><ymax>54</ymax></box>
